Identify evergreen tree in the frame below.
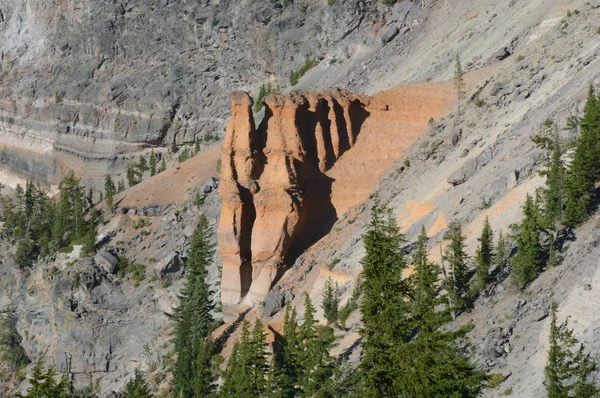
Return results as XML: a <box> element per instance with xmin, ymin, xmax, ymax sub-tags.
<box><xmin>86</xmin><ymin>187</ymin><xmax>94</xmax><ymax>208</ymax></box>
<box><xmin>18</xmin><ymin>360</ymin><xmax>72</xmax><ymax>398</ymax></box>
<box><xmin>396</xmin><ymin>230</ymin><xmax>485</xmax><ymax>397</ymax></box>
<box><xmin>194</xmin><ymin>338</ymin><xmax>218</xmax><ymax>398</ymax></box>
<box><xmin>138</xmin><ymin>156</ymin><xmax>148</xmax><ymax>175</ymax></box>
<box><xmin>454</xmin><ymin>54</ymin><xmax>465</xmax><ymax>116</ymax></box>
<box><xmin>14</xmin><ymin>232</ymin><xmax>34</xmax><ymax>268</ymax></box>
<box><xmin>117</xmin><ymin>180</ymin><xmax>126</xmax><ymax>193</ymax></box>
<box><xmin>123</xmin><ymin>369</ymin><xmax>152</xmax><ymax>398</ymax></box>
<box><xmin>127</xmin><ymin>162</ymin><xmax>139</xmax><ymax>187</ymax></box>
<box><xmin>411</xmin><ymin>226</ymin><xmax>438</xmax><ymax>323</ymax></box>
<box><xmin>158</xmin><ymin>158</ymin><xmax>167</xmax><ymax>174</ymax></box>
<box><xmin>511</xmin><ymin>194</ymin><xmax>544</xmax><ymax>288</ymax></box>
<box><xmin>544</xmin><ymin>135</ymin><xmax>566</xmax><ymax>225</ymax></box>
<box><xmin>359</xmin><ymin>199</ymin><xmax>412</xmax><ymax>397</ymax></box>
<box><xmin>321</xmin><ymin>278</ymin><xmax>340</xmax><ymax>325</ymax></box>
<box><xmin>194</xmin><ymin>138</ymin><xmax>201</xmax><ymax>154</ymax></box>
<box><xmin>0</xmin><ymin>310</ymin><xmax>30</xmax><ymax>370</ymax></box>
<box><xmin>544</xmin><ymin>302</ymin><xmax>599</xmax><ymax>398</ymax></box>
<box><xmin>564</xmin><ymin>86</ymin><xmax>600</xmax><ymax>226</ymax></box>
<box><xmin>149</xmin><ymin>151</ymin><xmax>157</xmax><ymax>177</ymax></box>
<box><xmin>443</xmin><ymin>220</ymin><xmax>469</xmax><ymax>313</ymax></box>
<box><xmin>104</xmin><ymin>174</ymin><xmax>115</xmax><ymax>212</ymax></box>
<box><xmin>271</xmin><ymin>302</ymin><xmax>301</xmax><ymax>398</ymax></box>
<box><xmin>473</xmin><ymin>217</ymin><xmax>494</xmax><ymax>294</ymax></box>
<box><xmin>170</xmin><ymin>215</ymin><xmax>217</xmax><ymax>398</ymax></box>
<box><xmin>220</xmin><ymin>320</ymin><xmax>269</xmax><ymax>397</ymax></box>
<box><xmin>299</xmin><ymin>294</ymin><xmax>335</xmax><ymax>397</ymax></box>
<box><xmin>495</xmin><ymin>230</ymin><xmax>511</xmax><ymax>277</ymax></box>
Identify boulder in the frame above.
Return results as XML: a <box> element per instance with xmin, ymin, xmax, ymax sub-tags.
<box><xmin>381</xmin><ymin>26</ymin><xmax>400</xmax><ymax>45</ymax></box>
<box><xmin>492</xmin><ymin>47</ymin><xmax>511</xmax><ymax>61</ymax></box>
<box><xmin>263</xmin><ymin>291</ymin><xmax>285</xmax><ymax>316</ymax></box>
<box><xmin>94</xmin><ymin>250</ymin><xmax>118</xmax><ymax>274</ymax></box>
<box><xmin>447</xmin><ymin>158</ymin><xmax>478</xmax><ymax>186</ymax></box>
<box><xmin>153</xmin><ymin>253</ymin><xmax>184</xmax><ymax>281</ymax></box>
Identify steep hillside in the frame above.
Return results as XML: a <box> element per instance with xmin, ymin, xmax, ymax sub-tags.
<box><xmin>1</xmin><ymin>0</ymin><xmax>600</xmax><ymax>396</ymax></box>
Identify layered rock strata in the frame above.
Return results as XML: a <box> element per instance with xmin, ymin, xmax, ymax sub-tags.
<box><xmin>218</xmin><ymin>89</ymin><xmax>369</xmax><ymax>306</ymax></box>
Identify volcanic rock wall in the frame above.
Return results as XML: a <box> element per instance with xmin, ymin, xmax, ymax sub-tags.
<box><xmin>218</xmin><ymin>89</ymin><xmax>369</xmax><ymax>306</ymax></box>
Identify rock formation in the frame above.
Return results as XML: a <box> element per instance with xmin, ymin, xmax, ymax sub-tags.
<box><xmin>218</xmin><ymin>89</ymin><xmax>369</xmax><ymax>306</ymax></box>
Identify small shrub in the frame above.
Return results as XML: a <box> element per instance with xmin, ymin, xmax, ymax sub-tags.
<box><xmin>254</xmin><ymin>83</ymin><xmax>280</xmax><ymax>112</ymax></box>
<box><xmin>327</xmin><ymin>0</ymin><xmax>336</xmax><ymax>4</ymax></box>
<box><xmin>516</xmin><ymin>54</ymin><xmax>525</xmax><ymax>62</ymax></box>
<box><xmin>327</xmin><ymin>258</ymin><xmax>340</xmax><ymax>270</ymax></box>
<box><xmin>473</xmin><ymin>96</ymin><xmax>486</xmax><ymax>108</ymax></box>
<box><xmin>132</xmin><ymin>218</ymin><xmax>151</xmax><ymax>230</ymax></box>
<box><xmin>290</xmin><ymin>57</ymin><xmax>319</xmax><ymax>86</ymax></box>
<box><xmin>487</xmin><ymin>373</ymin><xmax>506</xmax><ymax>389</ymax></box>
<box><xmin>403</xmin><ymin>158</ymin><xmax>411</xmax><ymax>168</ymax></box>
<box><xmin>503</xmin><ymin>388</ymin><xmax>513</xmax><ymax>396</ymax></box>
<box><xmin>566</xmin><ymin>9</ymin><xmax>571</xmax><ymax>17</ymax></box>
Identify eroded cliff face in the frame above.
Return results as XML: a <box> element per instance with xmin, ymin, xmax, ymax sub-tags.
<box><xmin>218</xmin><ymin>89</ymin><xmax>369</xmax><ymax>306</ymax></box>
<box><xmin>0</xmin><ymin>0</ymin><xmax>381</xmax><ymax>187</ymax></box>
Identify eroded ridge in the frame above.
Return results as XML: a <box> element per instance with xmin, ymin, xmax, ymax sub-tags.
<box><xmin>218</xmin><ymin>89</ymin><xmax>369</xmax><ymax>306</ymax></box>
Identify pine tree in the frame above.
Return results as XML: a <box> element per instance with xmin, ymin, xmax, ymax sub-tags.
<box><xmin>396</xmin><ymin>230</ymin><xmax>485</xmax><ymax>397</ymax></box>
<box><xmin>170</xmin><ymin>215</ymin><xmax>217</xmax><ymax>398</ymax></box>
<box><xmin>193</xmin><ymin>338</ymin><xmax>218</xmax><ymax>397</ymax></box>
<box><xmin>411</xmin><ymin>226</ymin><xmax>438</xmax><ymax>323</ymax></box>
<box><xmin>0</xmin><ymin>310</ymin><xmax>30</xmax><ymax>370</ymax></box>
<box><xmin>454</xmin><ymin>54</ymin><xmax>465</xmax><ymax>116</ymax></box>
<box><xmin>473</xmin><ymin>217</ymin><xmax>494</xmax><ymax>294</ymax></box>
<box><xmin>544</xmin><ymin>135</ymin><xmax>566</xmax><ymax>225</ymax></box>
<box><xmin>14</xmin><ymin>232</ymin><xmax>33</xmax><ymax>268</ymax></box>
<box><xmin>511</xmin><ymin>194</ymin><xmax>544</xmax><ymax>288</ymax></box>
<box><xmin>127</xmin><ymin>162</ymin><xmax>139</xmax><ymax>187</ymax></box>
<box><xmin>117</xmin><ymin>180</ymin><xmax>125</xmax><ymax>193</ymax></box>
<box><xmin>321</xmin><ymin>278</ymin><xmax>339</xmax><ymax>325</ymax></box>
<box><xmin>18</xmin><ymin>360</ymin><xmax>72</xmax><ymax>398</ymax></box>
<box><xmin>359</xmin><ymin>199</ymin><xmax>412</xmax><ymax>397</ymax></box>
<box><xmin>158</xmin><ymin>158</ymin><xmax>167</xmax><ymax>174</ymax></box>
<box><xmin>149</xmin><ymin>151</ymin><xmax>157</xmax><ymax>177</ymax></box>
<box><xmin>220</xmin><ymin>320</ymin><xmax>269</xmax><ymax>397</ymax></box>
<box><xmin>544</xmin><ymin>302</ymin><xmax>599</xmax><ymax>398</ymax></box>
<box><xmin>194</xmin><ymin>138</ymin><xmax>200</xmax><ymax>154</ymax></box>
<box><xmin>443</xmin><ymin>220</ymin><xmax>469</xmax><ymax>313</ymax></box>
<box><xmin>564</xmin><ymin>86</ymin><xmax>600</xmax><ymax>226</ymax></box>
<box><xmin>122</xmin><ymin>369</ymin><xmax>152</xmax><ymax>398</ymax></box>
<box><xmin>495</xmin><ymin>230</ymin><xmax>510</xmax><ymax>277</ymax></box>
<box><xmin>271</xmin><ymin>302</ymin><xmax>301</xmax><ymax>398</ymax></box>
<box><xmin>299</xmin><ymin>294</ymin><xmax>334</xmax><ymax>397</ymax></box>
<box><xmin>105</xmin><ymin>175</ymin><xmax>115</xmax><ymax>212</ymax></box>
<box><xmin>138</xmin><ymin>156</ymin><xmax>148</xmax><ymax>175</ymax></box>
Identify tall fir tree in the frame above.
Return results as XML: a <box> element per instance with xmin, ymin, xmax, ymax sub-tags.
<box><xmin>411</xmin><ymin>225</ymin><xmax>438</xmax><ymax>323</ymax></box>
<box><xmin>170</xmin><ymin>215</ymin><xmax>217</xmax><ymax>398</ymax></box>
<box><xmin>544</xmin><ymin>302</ymin><xmax>599</xmax><ymax>398</ymax></box>
<box><xmin>122</xmin><ymin>369</ymin><xmax>152</xmax><ymax>398</ymax></box>
<box><xmin>511</xmin><ymin>194</ymin><xmax>544</xmax><ymax>288</ymax></box>
<box><xmin>321</xmin><ymin>278</ymin><xmax>340</xmax><ymax>325</ymax></box>
<box><xmin>473</xmin><ymin>217</ymin><xmax>494</xmax><ymax>294</ymax></box>
<box><xmin>396</xmin><ymin>228</ymin><xmax>485</xmax><ymax>397</ymax></box>
<box><xmin>544</xmin><ymin>136</ymin><xmax>566</xmax><ymax>225</ymax></box>
<box><xmin>495</xmin><ymin>230</ymin><xmax>511</xmax><ymax>277</ymax></box>
<box><xmin>105</xmin><ymin>174</ymin><xmax>115</xmax><ymax>212</ymax></box>
<box><xmin>358</xmin><ymin>199</ymin><xmax>412</xmax><ymax>397</ymax></box>
<box><xmin>299</xmin><ymin>294</ymin><xmax>335</xmax><ymax>397</ymax></box>
<box><xmin>454</xmin><ymin>54</ymin><xmax>465</xmax><ymax>116</ymax></box>
<box><xmin>564</xmin><ymin>85</ymin><xmax>600</xmax><ymax>226</ymax></box>
<box><xmin>149</xmin><ymin>150</ymin><xmax>157</xmax><ymax>177</ymax></box>
<box><xmin>443</xmin><ymin>220</ymin><xmax>469</xmax><ymax>314</ymax></box>
<box><xmin>271</xmin><ymin>302</ymin><xmax>301</xmax><ymax>398</ymax></box>
<box><xmin>220</xmin><ymin>320</ymin><xmax>269</xmax><ymax>397</ymax></box>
